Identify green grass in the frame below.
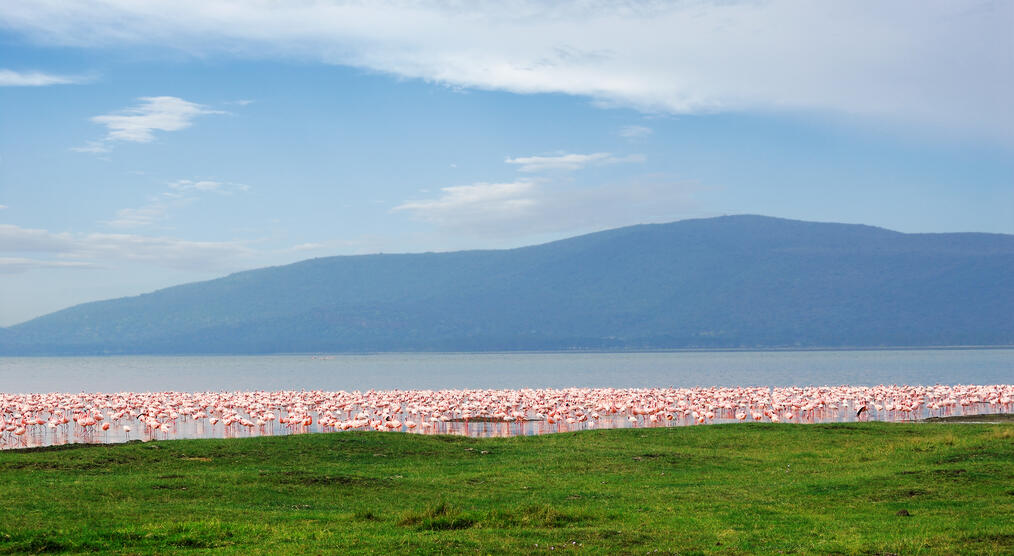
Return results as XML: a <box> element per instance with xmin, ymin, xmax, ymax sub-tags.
<box><xmin>1</xmin><ymin>423</ymin><xmax>1012</xmax><ymax>554</ymax></box>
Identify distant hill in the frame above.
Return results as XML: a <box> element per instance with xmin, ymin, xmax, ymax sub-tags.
<box><xmin>3</xmin><ymin>215</ymin><xmax>1013</xmax><ymax>355</ymax></box>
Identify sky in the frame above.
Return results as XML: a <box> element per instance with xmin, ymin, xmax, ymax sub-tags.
<box><xmin>1</xmin><ymin>0</ymin><xmax>1012</xmax><ymax>326</ymax></box>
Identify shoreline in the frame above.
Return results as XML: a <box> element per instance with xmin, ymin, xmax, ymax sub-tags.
<box><xmin>4</xmin><ymin>414</ymin><xmax>1013</xmax><ymax>453</ymax></box>
<box><xmin>4</xmin><ymin>344</ymin><xmax>1014</xmax><ymax>358</ymax></box>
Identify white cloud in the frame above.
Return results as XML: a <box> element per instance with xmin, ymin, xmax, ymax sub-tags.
<box><xmin>0</xmin><ymin>257</ymin><xmax>96</xmax><ymax>274</ymax></box>
<box><xmin>1</xmin><ymin>1</ymin><xmax>1010</xmax><ymax>142</ymax></box>
<box><xmin>169</xmin><ymin>179</ymin><xmax>222</xmax><ymax>192</ymax></box>
<box><xmin>0</xmin><ymin>223</ymin><xmax>255</xmax><ymax>272</ymax></box>
<box><xmin>506</xmin><ymin>153</ymin><xmax>610</xmax><ymax>172</ymax></box>
<box><xmin>69</xmin><ymin>140</ymin><xmax>112</xmax><ymax>154</ymax></box>
<box><xmin>506</xmin><ymin>152</ymin><xmax>645</xmax><ymax>172</ymax></box>
<box><xmin>619</xmin><ymin>125</ymin><xmax>653</xmax><ymax>139</ymax></box>
<box><xmin>397</xmin><ymin>152</ymin><xmax>666</xmax><ymax>234</ymax></box>
<box><xmin>104</xmin><ymin>200</ymin><xmax>174</xmax><ymax>229</ymax></box>
<box><xmin>272</xmin><ymin>236</ymin><xmax>399</xmax><ymax>256</ymax></box>
<box><xmin>393</xmin><ymin>180</ymin><xmax>538</xmax><ymax>225</ymax></box>
<box><xmin>74</xmin><ymin>232</ymin><xmax>254</xmax><ymax>269</ymax></box>
<box><xmin>0</xmin><ymin>224</ymin><xmax>75</xmax><ymax>252</ymax></box>
<box><xmin>0</xmin><ymin>68</ymin><xmax>85</xmax><ymax>86</ymax></box>
<box><xmin>167</xmin><ymin>179</ymin><xmax>248</xmax><ymax>193</ymax></box>
<box><xmin>0</xmin><ymin>204</ymin><xmax>7</xmax><ymax>210</ymax></box>
<box><xmin>104</xmin><ymin>179</ymin><xmax>250</xmax><ymax>229</ymax></box>
<box><xmin>75</xmin><ymin>96</ymin><xmax>223</xmax><ymax>152</ymax></box>
<box><xmin>393</xmin><ymin>176</ymin><xmax>697</xmax><ymax>235</ymax></box>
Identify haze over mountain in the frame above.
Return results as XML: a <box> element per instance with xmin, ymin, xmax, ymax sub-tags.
<box><xmin>2</xmin><ymin>215</ymin><xmax>1012</xmax><ymax>355</ymax></box>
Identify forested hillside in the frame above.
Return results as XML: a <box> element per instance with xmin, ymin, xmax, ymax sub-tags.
<box><xmin>4</xmin><ymin>215</ymin><xmax>1012</xmax><ymax>354</ymax></box>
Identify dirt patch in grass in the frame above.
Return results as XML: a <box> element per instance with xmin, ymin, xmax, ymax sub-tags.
<box><xmin>961</xmin><ymin>532</ymin><xmax>1014</xmax><ymax>550</ymax></box>
<box><xmin>432</xmin><ymin>435</ymin><xmax>473</xmax><ymax>443</ymax></box>
<box><xmin>486</xmin><ymin>503</ymin><xmax>586</xmax><ymax>528</ymax></box>
<box><xmin>398</xmin><ymin>502</ymin><xmax>476</xmax><ymax>531</ymax></box>
<box><xmin>447</xmin><ymin>416</ymin><xmax>542</xmax><ymax>423</ymax></box>
<box><xmin>933</xmin><ymin>468</ymin><xmax>967</xmax><ymax>477</ymax></box>
<box><xmin>260</xmin><ymin>470</ymin><xmax>386</xmax><ymax>487</ymax></box>
<box><xmin>1</xmin><ymin>455</ymin><xmax>142</xmax><ymax>471</ymax></box>
<box><xmin>0</xmin><ymin>532</ymin><xmax>71</xmax><ymax>554</ymax></box>
<box><xmin>396</xmin><ymin>501</ymin><xmax>586</xmax><ymax>532</ymax></box>
<box><xmin>355</xmin><ymin>509</ymin><xmax>383</xmax><ymax>521</ymax></box>
<box><xmin>869</xmin><ymin>488</ymin><xmax>931</xmax><ymax>502</ymax></box>
<box><xmin>920</xmin><ymin>413</ymin><xmax>1014</xmax><ymax>423</ymax></box>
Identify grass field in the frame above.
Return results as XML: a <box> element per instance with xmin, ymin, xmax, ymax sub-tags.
<box><xmin>1</xmin><ymin>422</ymin><xmax>1012</xmax><ymax>554</ymax></box>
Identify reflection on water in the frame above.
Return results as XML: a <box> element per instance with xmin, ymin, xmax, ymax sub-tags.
<box><xmin>7</xmin><ymin>403</ymin><xmax>1004</xmax><ymax>450</ymax></box>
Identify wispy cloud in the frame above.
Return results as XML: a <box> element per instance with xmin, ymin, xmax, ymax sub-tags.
<box><xmin>393</xmin><ymin>177</ymin><xmax>696</xmax><ymax>236</ymax></box>
<box><xmin>393</xmin><ymin>180</ymin><xmax>538</xmax><ymax>225</ymax></box>
<box><xmin>75</xmin><ymin>233</ymin><xmax>254</xmax><ymax>269</ymax></box>
<box><xmin>104</xmin><ymin>179</ymin><xmax>250</xmax><ymax>229</ymax></box>
<box><xmin>92</xmin><ymin>96</ymin><xmax>222</xmax><ymax>143</ymax></box>
<box><xmin>1</xmin><ymin>1</ymin><xmax>1009</xmax><ymax>141</ymax></box>
<box><xmin>0</xmin><ymin>257</ymin><xmax>96</xmax><ymax>274</ymax></box>
<box><xmin>0</xmin><ymin>205</ymin><xmax>7</xmax><ymax>210</ymax></box>
<box><xmin>104</xmin><ymin>200</ymin><xmax>177</xmax><ymax>229</ymax></box>
<box><xmin>75</xmin><ymin>96</ymin><xmax>223</xmax><ymax>153</ymax></box>
<box><xmin>70</xmin><ymin>141</ymin><xmax>112</xmax><ymax>154</ymax></box>
<box><xmin>506</xmin><ymin>152</ymin><xmax>645</xmax><ymax>172</ymax></box>
<box><xmin>168</xmin><ymin>179</ymin><xmax>248</xmax><ymax>193</ymax></box>
<box><xmin>170</xmin><ymin>179</ymin><xmax>222</xmax><ymax>192</ymax></box>
<box><xmin>0</xmin><ymin>69</ymin><xmax>87</xmax><ymax>86</ymax></box>
<box><xmin>0</xmin><ymin>223</ymin><xmax>255</xmax><ymax>272</ymax></box>
<box><xmin>397</xmin><ymin>149</ymin><xmax>663</xmax><ymax>233</ymax></box>
<box><xmin>619</xmin><ymin>125</ymin><xmax>652</xmax><ymax>140</ymax></box>
<box><xmin>0</xmin><ymin>224</ymin><xmax>72</xmax><ymax>253</ymax></box>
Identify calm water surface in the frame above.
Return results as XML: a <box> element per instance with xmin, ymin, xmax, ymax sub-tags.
<box><xmin>2</xmin><ymin>348</ymin><xmax>1012</xmax><ymax>393</ymax></box>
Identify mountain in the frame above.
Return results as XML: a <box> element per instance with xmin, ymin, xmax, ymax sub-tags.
<box><xmin>4</xmin><ymin>215</ymin><xmax>1013</xmax><ymax>354</ymax></box>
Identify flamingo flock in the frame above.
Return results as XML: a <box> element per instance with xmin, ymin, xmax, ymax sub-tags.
<box><xmin>2</xmin><ymin>384</ymin><xmax>1012</xmax><ymax>449</ymax></box>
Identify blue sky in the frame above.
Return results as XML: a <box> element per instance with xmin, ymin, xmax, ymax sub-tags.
<box><xmin>1</xmin><ymin>0</ymin><xmax>1012</xmax><ymax>326</ymax></box>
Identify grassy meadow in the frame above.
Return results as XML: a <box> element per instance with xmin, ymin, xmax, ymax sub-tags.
<box><xmin>1</xmin><ymin>422</ymin><xmax>1012</xmax><ymax>554</ymax></box>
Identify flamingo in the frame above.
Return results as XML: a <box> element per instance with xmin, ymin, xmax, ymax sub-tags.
<box><xmin>0</xmin><ymin>383</ymin><xmax>1010</xmax><ymax>448</ymax></box>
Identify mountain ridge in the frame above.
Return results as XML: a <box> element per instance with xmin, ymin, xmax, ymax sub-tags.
<box><xmin>3</xmin><ymin>215</ymin><xmax>1013</xmax><ymax>354</ymax></box>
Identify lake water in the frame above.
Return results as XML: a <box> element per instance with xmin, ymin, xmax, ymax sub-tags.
<box><xmin>2</xmin><ymin>348</ymin><xmax>1012</xmax><ymax>394</ymax></box>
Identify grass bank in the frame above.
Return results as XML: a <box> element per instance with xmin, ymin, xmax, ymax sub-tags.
<box><xmin>1</xmin><ymin>423</ymin><xmax>1012</xmax><ymax>554</ymax></box>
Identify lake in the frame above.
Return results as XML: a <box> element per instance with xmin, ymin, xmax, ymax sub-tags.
<box><xmin>2</xmin><ymin>348</ymin><xmax>1012</xmax><ymax>394</ymax></box>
